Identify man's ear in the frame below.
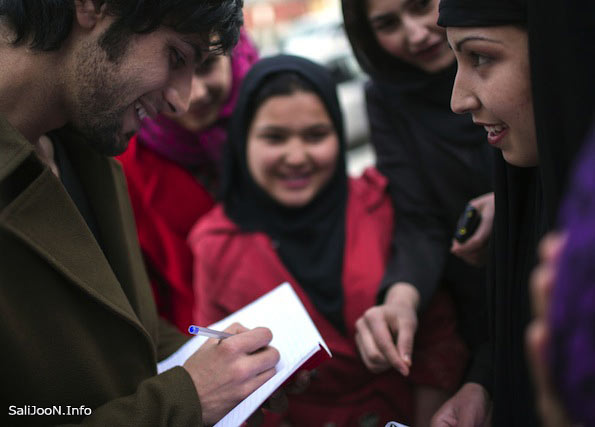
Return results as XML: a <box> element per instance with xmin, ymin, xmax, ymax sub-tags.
<box><xmin>74</xmin><ymin>0</ymin><xmax>108</xmax><ymax>30</ymax></box>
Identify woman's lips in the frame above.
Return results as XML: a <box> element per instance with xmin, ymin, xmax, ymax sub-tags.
<box><xmin>482</xmin><ymin>124</ymin><xmax>509</xmax><ymax>146</ymax></box>
<box><xmin>279</xmin><ymin>174</ymin><xmax>311</xmax><ymax>190</ymax></box>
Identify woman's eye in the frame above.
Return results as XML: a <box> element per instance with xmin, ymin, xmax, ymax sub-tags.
<box><xmin>170</xmin><ymin>48</ymin><xmax>186</xmax><ymax>69</ymax></box>
<box><xmin>410</xmin><ymin>0</ymin><xmax>432</xmax><ymax>13</ymax></box>
<box><xmin>303</xmin><ymin>130</ymin><xmax>330</xmax><ymax>142</ymax></box>
<box><xmin>371</xmin><ymin>16</ymin><xmax>400</xmax><ymax>32</ymax></box>
<box><xmin>469</xmin><ymin>52</ymin><xmax>491</xmax><ymax>67</ymax></box>
<box><xmin>261</xmin><ymin>133</ymin><xmax>286</xmax><ymax>144</ymax></box>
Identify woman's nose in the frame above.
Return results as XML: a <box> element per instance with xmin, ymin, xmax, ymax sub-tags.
<box><xmin>450</xmin><ymin>70</ymin><xmax>480</xmax><ymax>114</ymax></box>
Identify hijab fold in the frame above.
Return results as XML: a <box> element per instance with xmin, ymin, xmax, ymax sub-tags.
<box><xmin>222</xmin><ymin>55</ymin><xmax>349</xmax><ymax>332</ymax></box>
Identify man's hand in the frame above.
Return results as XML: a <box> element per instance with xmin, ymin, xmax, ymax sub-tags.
<box><xmin>431</xmin><ymin>382</ymin><xmax>490</xmax><ymax>427</ymax></box>
<box><xmin>183</xmin><ymin>323</ymin><xmax>280</xmax><ymax>425</ymax></box>
<box><xmin>451</xmin><ymin>192</ymin><xmax>495</xmax><ymax>266</ymax></box>
<box><xmin>526</xmin><ymin>233</ymin><xmax>572</xmax><ymax>427</ymax></box>
<box><xmin>355</xmin><ymin>283</ymin><xmax>419</xmax><ymax>376</ymax></box>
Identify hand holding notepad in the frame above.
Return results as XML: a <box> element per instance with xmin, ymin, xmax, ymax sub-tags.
<box><xmin>157</xmin><ymin>282</ymin><xmax>332</xmax><ymax>426</ymax></box>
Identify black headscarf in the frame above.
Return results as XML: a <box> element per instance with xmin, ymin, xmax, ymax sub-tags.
<box><xmin>438</xmin><ymin>0</ymin><xmax>594</xmax><ymax>425</ymax></box>
<box><xmin>437</xmin><ymin>0</ymin><xmax>527</xmax><ymax>27</ymax></box>
<box><xmin>221</xmin><ymin>55</ymin><xmax>349</xmax><ymax>332</ymax></box>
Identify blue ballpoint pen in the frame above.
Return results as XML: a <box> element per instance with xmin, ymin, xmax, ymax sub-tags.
<box><xmin>188</xmin><ymin>325</ymin><xmax>233</xmax><ymax>340</ymax></box>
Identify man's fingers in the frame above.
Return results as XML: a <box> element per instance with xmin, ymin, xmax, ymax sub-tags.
<box><xmin>224</xmin><ymin>327</ymin><xmax>275</xmax><ymax>354</ymax></box>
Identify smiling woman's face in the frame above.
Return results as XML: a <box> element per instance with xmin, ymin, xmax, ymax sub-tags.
<box><xmin>366</xmin><ymin>0</ymin><xmax>454</xmax><ymax>73</ymax></box>
<box><xmin>448</xmin><ymin>25</ymin><xmax>538</xmax><ymax>167</ymax></box>
<box><xmin>246</xmin><ymin>91</ymin><xmax>339</xmax><ymax>208</ymax></box>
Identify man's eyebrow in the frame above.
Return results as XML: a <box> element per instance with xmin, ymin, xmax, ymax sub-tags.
<box><xmin>454</xmin><ymin>36</ymin><xmax>503</xmax><ymax>52</ymax></box>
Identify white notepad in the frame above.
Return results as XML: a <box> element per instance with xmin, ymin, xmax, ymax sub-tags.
<box><xmin>157</xmin><ymin>282</ymin><xmax>332</xmax><ymax>426</ymax></box>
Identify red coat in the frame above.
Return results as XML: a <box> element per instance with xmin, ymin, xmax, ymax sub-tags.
<box><xmin>189</xmin><ymin>168</ymin><xmax>468</xmax><ymax>426</ymax></box>
<box><xmin>117</xmin><ymin>136</ymin><xmax>215</xmax><ymax>332</ymax></box>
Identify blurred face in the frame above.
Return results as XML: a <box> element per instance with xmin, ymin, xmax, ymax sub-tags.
<box><xmin>168</xmin><ymin>54</ymin><xmax>233</xmax><ymax>132</ymax></box>
<box><xmin>448</xmin><ymin>26</ymin><xmax>538</xmax><ymax>167</ymax></box>
<box><xmin>70</xmin><ymin>20</ymin><xmax>205</xmax><ymax>155</ymax></box>
<box><xmin>247</xmin><ymin>91</ymin><xmax>340</xmax><ymax>208</ymax></box>
<box><xmin>366</xmin><ymin>0</ymin><xmax>454</xmax><ymax>72</ymax></box>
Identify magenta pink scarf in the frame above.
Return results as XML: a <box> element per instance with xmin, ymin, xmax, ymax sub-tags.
<box><xmin>137</xmin><ymin>29</ymin><xmax>259</xmax><ymax>170</ymax></box>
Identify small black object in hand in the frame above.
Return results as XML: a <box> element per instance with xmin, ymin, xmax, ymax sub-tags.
<box><xmin>454</xmin><ymin>204</ymin><xmax>481</xmax><ymax>243</ymax></box>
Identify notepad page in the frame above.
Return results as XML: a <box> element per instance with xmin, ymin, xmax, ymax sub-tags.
<box><xmin>212</xmin><ymin>283</ymin><xmax>330</xmax><ymax>426</ymax></box>
<box><xmin>156</xmin><ymin>282</ymin><xmax>331</xmax><ymax>426</ymax></box>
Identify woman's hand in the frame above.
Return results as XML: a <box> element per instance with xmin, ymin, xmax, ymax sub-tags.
<box><xmin>451</xmin><ymin>192</ymin><xmax>495</xmax><ymax>266</ymax></box>
<box><xmin>355</xmin><ymin>282</ymin><xmax>420</xmax><ymax>376</ymax></box>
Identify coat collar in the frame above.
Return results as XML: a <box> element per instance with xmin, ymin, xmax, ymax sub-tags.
<box><xmin>0</xmin><ymin>116</ymin><xmax>152</xmax><ymax>337</ymax></box>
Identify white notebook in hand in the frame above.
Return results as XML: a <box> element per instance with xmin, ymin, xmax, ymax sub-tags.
<box><xmin>157</xmin><ymin>282</ymin><xmax>332</xmax><ymax>427</ymax></box>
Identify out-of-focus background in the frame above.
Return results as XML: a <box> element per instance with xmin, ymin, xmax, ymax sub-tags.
<box><xmin>243</xmin><ymin>0</ymin><xmax>376</xmax><ymax>176</ymax></box>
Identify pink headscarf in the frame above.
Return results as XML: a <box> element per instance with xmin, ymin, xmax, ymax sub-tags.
<box><xmin>137</xmin><ymin>28</ymin><xmax>259</xmax><ymax>173</ymax></box>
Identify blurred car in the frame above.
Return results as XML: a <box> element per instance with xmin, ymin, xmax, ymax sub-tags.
<box><xmin>277</xmin><ymin>16</ymin><xmax>369</xmax><ymax>147</ymax></box>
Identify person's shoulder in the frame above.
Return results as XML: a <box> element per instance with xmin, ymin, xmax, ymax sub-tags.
<box><xmin>188</xmin><ymin>205</ymin><xmax>238</xmax><ymax>245</ymax></box>
<box><xmin>349</xmin><ymin>167</ymin><xmax>390</xmax><ymax>210</ymax></box>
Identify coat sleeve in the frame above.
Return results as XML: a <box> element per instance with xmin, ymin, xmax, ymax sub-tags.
<box><xmin>366</xmin><ymin>83</ymin><xmax>451</xmax><ymax>310</ymax></box>
<box><xmin>70</xmin><ymin>367</ymin><xmax>202</xmax><ymax>426</ymax></box>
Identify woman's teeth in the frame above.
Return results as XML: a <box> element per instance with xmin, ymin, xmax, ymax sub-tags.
<box><xmin>484</xmin><ymin>124</ymin><xmax>507</xmax><ymax>135</ymax></box>
<box><xmin>135</xmin><ymin>102</ymin><xmax>148</xmax><ymax>121</ymax></box>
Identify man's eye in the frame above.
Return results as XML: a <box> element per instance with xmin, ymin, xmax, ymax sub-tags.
<box><xmin>170</xmin><ymin>48</ymin><xmax>186</xmax><ymax>69</ymax></box>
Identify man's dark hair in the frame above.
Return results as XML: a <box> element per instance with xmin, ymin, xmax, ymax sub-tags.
<box><xmin>0</xmin><ymin>0</ymin><xmax>243</xmax><ymax>56</ymax></box>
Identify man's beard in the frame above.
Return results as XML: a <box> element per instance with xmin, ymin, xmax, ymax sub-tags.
<box><xmin>70</xmin><ymin>38</ymin><xmax>134</xmax><ymax>156</ymax></box>
<box><xmin>74</xmin><ymin>105</ymin><xmax>130</xmax><ymax>156</ymax></box>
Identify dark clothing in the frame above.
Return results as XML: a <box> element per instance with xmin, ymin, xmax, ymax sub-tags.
<box><xmin>221</xmin><ymin>55</ymin><xmax>349</xmax><ymax>332</ymax></box>
<box><xmin>489</xmin><ymin>161</ymin><xmax>544</xmax><ymax>426</ymax></box>
<box><xmin>0</xmin><ymin>116</ymin><xmax>201</xmax><ymax>426</ymax></box>
<box><xmin>366</xmin><ymin>79</ymin><xmax>493</xmax><ymax>386</ymax></box>
<box><xmin>487</xmin><ymin>0</ymin><xmax>595</xmax><ymax>424</ymax></box>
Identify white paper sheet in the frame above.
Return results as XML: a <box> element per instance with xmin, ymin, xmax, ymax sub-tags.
<box><xmin>157</xmin><ymin>282</ymin><xmax>331</xmax><ymax>426</ymax></box>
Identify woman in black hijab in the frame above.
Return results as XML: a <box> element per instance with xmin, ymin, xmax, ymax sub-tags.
<box><xmin>190</xmin><ymin>54</ymin><xmax>469</xmax><ymax>425</ymax></box>
<box><xmin>437</xmin><ymin>0</ymin><xmax>594</xmax><ymax>425</ymax></box>
<box><xmin>342</xmin><ymin>0</ymin><xmax>493</xmax><ymax>419</ymax></box>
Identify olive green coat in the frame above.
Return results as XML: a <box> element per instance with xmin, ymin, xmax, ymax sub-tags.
<box><xmin>0</xmin><ymin>115</ymin><xmax>202</xmax><ymax>426</ymax></box>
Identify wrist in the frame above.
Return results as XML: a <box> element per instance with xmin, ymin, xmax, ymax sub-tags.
<box><xmin>385</xmin><ymin>282</ymin><xmax>420</xmax><ymax>310</ymax></box>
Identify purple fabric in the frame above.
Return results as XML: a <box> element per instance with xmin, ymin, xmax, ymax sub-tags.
<box><xmin>550</xmin><ymin>123</ymin><xmax>595</xmax><ymax>426</ymax></box>
<box><xmin>137</xmin><ymin>29</ymin><xmax>259</xmax><ymax>169</ymax></box>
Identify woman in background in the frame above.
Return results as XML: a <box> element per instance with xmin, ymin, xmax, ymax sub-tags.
<box><xmin>341</xmin><ymin>0</ymin><xmax>493</xmax><ymax>414</ymax></box>
<box><xmin>118</xmin><ymin>30</ymin><xmax>258</xmax><ymax>331</ymax></box>
<box><xmin>190</xmin><ymin>54</ymin><xmax>468</xmax><ymax>426</ymax></box>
